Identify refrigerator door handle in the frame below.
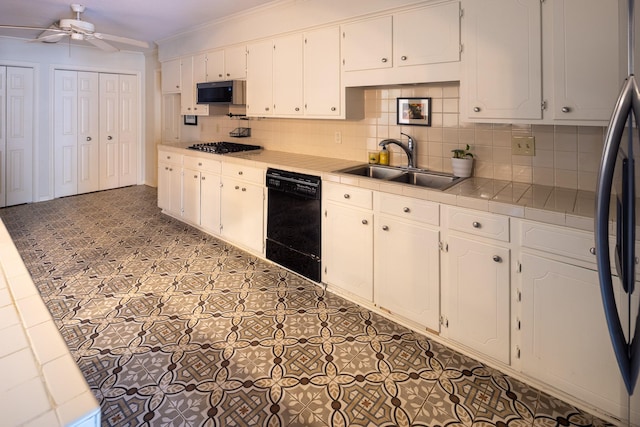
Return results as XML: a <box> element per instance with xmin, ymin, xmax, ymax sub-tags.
<box><xmin>595</xmin><ymin>76</ymin><xmax>639</xmax><ymax>394</ymax></box>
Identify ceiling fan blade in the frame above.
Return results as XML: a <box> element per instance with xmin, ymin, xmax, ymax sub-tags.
<box><xmin>0</xmin><ymin>25</ymin><xmax>66</xmax><ymax>32</ymax></box>
<box><xmin>93</xmin><ymin>32</ymin><xmax>149</xmax><ymax>49</ymax></box>
<box><xmin>31</xmin><ymin>32</ymin><xmax>67</xmax><ymax>43</ymax></box>
<box><xmin>86</xmin><ymin>37</ymin><xmax>118</xmax><ymax>52</ymax></box>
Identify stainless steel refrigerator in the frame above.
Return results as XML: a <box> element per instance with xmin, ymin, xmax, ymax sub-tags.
<box><xmin>595</xmin><ymin>1</ymin><xmax>640</xmax><ymax>425</ymax></box>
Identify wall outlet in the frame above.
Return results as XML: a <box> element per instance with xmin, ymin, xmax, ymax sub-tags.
<box><xmin>512</xmin><ymin>136</ymin><xmax>535</xmax><ymax>156</ymax></box>
<box><xmin>334</xmin><ymin>131</ymin><xmax>342</xmax><ymax>144</ymax></box>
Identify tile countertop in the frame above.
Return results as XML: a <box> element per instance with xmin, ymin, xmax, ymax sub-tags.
<box><xmin>0</xmin><ymin>221</ymin><xmax>100</xmax><ymax>426</ymax></box>
<box><xmin>160</xmin><ymin>143</ymin><xmax>621</xmax><ymax>233</ymax></box>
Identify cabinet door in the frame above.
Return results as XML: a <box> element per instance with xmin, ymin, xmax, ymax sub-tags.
<box><xmin>246</xmin><ymin>40</ymin><xmax>274</xmax><ymax>116</ymax></box>
<box><xmin>551</xmin><ymin>0</ymin><xmax>620</xmax><ymax>121</ymax></box>
<box><xmin>193</xmin><ymin>53</ymin><xmax>208</xmax><ymax>84</ymax></box>
<box><xmin>341</xmin><ymin>16</ymin><xmax>392</xmax><ymax>72</ymax></box>
<box><xmin>225</xmin><ymin>45</ymin><xmax>247</xmax><ymax>80</ymax></box>
<box><xmin>99</xmin><ymin>73</ymin><xmax>119</xmax><ymax>190</ymax></box>
<box><xmin>77</xmin><ymin>72</ymin><xmax>99</xmax><ymax>194</ymax></box>
<box><xmin>221</xmin><ymin>178</ymin><xmax>264</xmax><ymax>254</ymax></box>
<box><xmin>323</xmin><ymin>201</ymin><xmax>373</xmax><ymax>301</ymax></box>
<box><xmin>182</xmin><ymin>168</ymin><xmax>201</xmax><ymax>225</ymax></box>
<box><xmin>158</xmin><ymin>163</ymin><xmax>181</xmax><ymax>215</ymax></box>
<box><xmin>463</xmin><ymin>0</ymin><xmax>542</xmax><ymax>120</ymax></box>
<box><xmin>200</xmin><ymin>171</ymin><xmax>221</xmax><ymax>235</ymax></box>
<box><xmin>180</xmin><ymin>57</ymin><xmax>194</xmax><ymax>115</ymax></box>
<box><xmin>394</xmin><ymin>2</ymin><xmax>460</xmax><ymax>67</ymax></box>
<box><xmin>273</xmin><ymin>33</ymin><xmax>304</xmax><ymax>116</ymax></box>
<box><xmin>304</xmin><ymin>26</ymin><xmax>341</xmax><ymax>116</ymax></box>
<box><xmin>446</xmin><ymin>234</ymin><xmax>510</xmax><ymax>363</ymax></box>
<box><xmin>206</xmin><ymin>50</ymin><xmax>225</xmax><ymax>81</ymax></box>
<box><xmin>520</xmin><ymin>253</ymin><xmax>627</xmax><ymax>420</ymax></box>
<box><xmin>53</xmin><ymin>70</ymin><xmax>78</xmax><ymax>198</ymax></box>
<box><xmin>374</xmin><ymin>216</ymin><xmax>440</xmax><ymax>330</ymax></box>
<box><xmin>162</xmin><ymin>94</ymin><xmax>181</xmax><ymax>143</ymax></box>
<box><xmin>161</xmin><ymin>58</ymin><xmax>181</xmax><ymax>93</ymax></box>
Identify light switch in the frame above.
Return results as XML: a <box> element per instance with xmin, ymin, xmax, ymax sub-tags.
<box><xmin>512</xmin><ymin>136</ymin><xmax>535</xmax><ymax>156</ymax></box>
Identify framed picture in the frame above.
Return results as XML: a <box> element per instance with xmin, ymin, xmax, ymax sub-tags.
<box><xmin>184</xmin><ymin>115</ymin><xmax>197</xmax><ymax>126</ymax></box>
<box><xmin>397</xmin><ymin>97</ymin><xmax>431</xmax><ymax>126</ymax></box>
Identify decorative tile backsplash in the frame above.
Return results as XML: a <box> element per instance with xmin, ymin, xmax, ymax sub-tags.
<box><xmin>199</xmin><ymin>83</ymin><xmax>605</xmax><ymax>191</ymax></box>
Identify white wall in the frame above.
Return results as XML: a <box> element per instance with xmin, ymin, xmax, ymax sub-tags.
<box><xmin>0</xmin><ymin>36</ymin><xmax>151</xmax><ymax>201</ymax></box>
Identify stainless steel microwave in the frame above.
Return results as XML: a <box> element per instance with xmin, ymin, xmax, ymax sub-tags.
<box><xmin>196</xmin><ymin>80</ymin><xmax>246</xmax><ymax>105</ymax></box>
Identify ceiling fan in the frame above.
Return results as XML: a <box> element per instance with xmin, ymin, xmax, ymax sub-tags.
<box><xmin>0</xmin><ymin>4</ymin><xmax>149</xmax><ymax>52</ymax></box>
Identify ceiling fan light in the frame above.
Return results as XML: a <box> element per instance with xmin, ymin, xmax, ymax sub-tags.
<box><xmin>71</xmin><ymin>32</ymin><xmax>83</xmax><ymax>40</ymax></box>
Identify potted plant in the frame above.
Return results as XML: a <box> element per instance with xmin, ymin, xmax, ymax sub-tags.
<box><xmin>451</xmin><ymin>144</ymin><xmax>474</xmax><ymax>178</ymax></box>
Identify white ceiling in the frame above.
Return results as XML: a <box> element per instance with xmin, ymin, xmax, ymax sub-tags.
<box><xmin>0</xmin><ymin>0</ymin><xmax>277</xmax><ymax>51</ymax></box>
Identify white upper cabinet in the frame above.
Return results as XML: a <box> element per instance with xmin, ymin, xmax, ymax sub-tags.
<box><xmin>193</xmin><ymin>53</ymin><xmax>208</xmax><ymax>84</ymax></box>
<box><xmin>205</xmin><ymin>46</ymin><xmax>247</xmax><ymax>82</ymax></box>
<box><xmin>462</xmin><ymin>0</ymin><xmax>542</xmax><ymax>121</ymax></box>
<box><xmin>161</xmin><ymin>58</ymin><xmax>181</xmax><ymax>93</ymax></box>
<box><xmin>180</xmin><ymin>57</ymin><xmax>208</xmax><ymax>116</ymax></box>
<box><xmin>246</xmin><ymin>39</ymin><xmax>274</xmax><ymax>116</ymax></box>
<box><xmin>341</xmin><ymin>16</ymin><xmax>393</xmax><ymax>72</ymax></box>
<box><xmin>273</xmin><ymin>33</ymin><xmax>304</xmax><ymax>116</ymax></box>
<box><xmin>205</xmin><ymin>50</ymin><xmax>225</xmax><ymax>81</ymax></box>
<box><xmin>549</xmin><ymin>0</ymin><xmax>620</xmax><ymax>121</ymax></box>
<box><xmin>304</xmin><ymin>26</ymin><xmax>341</xmax><ymax>117</ymax></box>
<box><xmin>394</xmin><ymin>2</ymin><xmax>461</xmax><ymax>67</ymax></box>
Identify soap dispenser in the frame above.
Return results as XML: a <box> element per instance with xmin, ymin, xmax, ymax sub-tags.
<box><xmin>379</xmin><ymin>146</ymin><xmax>390</xmax><ymax>165</ymax></box>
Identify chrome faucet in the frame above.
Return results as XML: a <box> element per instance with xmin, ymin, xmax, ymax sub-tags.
<box><xmin>379</xmin><ymin>132</ymin><xmax>416</xmax><ymax>168</ymax></box>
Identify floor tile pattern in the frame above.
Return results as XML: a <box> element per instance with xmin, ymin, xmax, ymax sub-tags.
<box><xmin>0</xmin><ymin>186</ymin><xmax>613</xmax><ymax>427</ymax></box>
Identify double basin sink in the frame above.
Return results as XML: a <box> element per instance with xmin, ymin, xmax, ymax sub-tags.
<box><xmin>335</xmin><ymin>164</ymin><xmax>464</xmax><ymax>191</ymax></box>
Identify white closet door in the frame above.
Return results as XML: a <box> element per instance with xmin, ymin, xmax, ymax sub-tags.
<box><xmin>77</xmin><ymin>72</ymin><xmax>99</xmax><ymax>194</ymax></box>
<box><xmin>6</xmin><ymin>66</ymin><xmax>33</xmax><ymax>206</ymax></box>
<box><xmin>117</xmin><ymin>74</ymin><xmax>138</xmax><ymax>187</ymax></box>
<box><xmin>54</xmin><ymin>70</ymin><xmax>78</xmax><ymax>198</ymax></box>
<box><xmin>99</xmin><ymin>73</ymin><xmax>119</xmax><ymax>190</ymax></box>
<box><xmin>0</xmin><ymin>66</ymin><xmax>6</xmax><ymax>207</ymax></box>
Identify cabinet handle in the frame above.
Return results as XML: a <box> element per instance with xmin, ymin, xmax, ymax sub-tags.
<box><xmin>86</xmin><ymin>136</ymin><xmax>92</xmax><ymax>141</ymax></box>
<box><xmin>235</xmin><ymin>185</ymin><xmax>240</xmax><ymax>190</ymax></box>
<box><xmin>362</xmin><ymin>219</ymin><xmax>368</xmax><ymax>225</ymax></box>
<box><xmin>561</xmin><ymin>106</ymin><xmax>571</xmax><ymax>113</ymax></box>
<box><xmin>401</xmin><ymin>55</ymin><xmax>407</xmax><ymax>61</ymax></box>
<box><xmin>472</xmin><ymin>221</ymin><xmax>481</xmax><ymax>228</ymax></box>
<box><xmin>403</xmin><ymin>207</ymin><xmax>410</xmax><ymax>213</ymax></box>
<box><xmin>382</xmin><ymin>225</ymin><xmax>389</xmax><ymax>231</ymax></box>
<box><xmin>590</xmin><ymin>247</ymin><xmax>596</xmax><ymax>255</ymax></box>
<box><xmin>107</xmin><ymin>136</ymin><xmax>113</xmax><ymax>140</ymax></box>
<box><xmin>473</xmin><ymin>107</ymin><xmax>481</xmax><ymax>113</ymax></box>
<box><xmin>381</xmin><ymin>58</ymin><xmax>388</xmax><ymax>63</ymax></box>
<box><xmin>493</xmin><ymin>255</ymin><xmax>502</xmax><ymax>263</ymax></box>
<box><xmin>343</xmin><ymin>194</ymin><xmax>350</xmax><ymax>199</ymax></box>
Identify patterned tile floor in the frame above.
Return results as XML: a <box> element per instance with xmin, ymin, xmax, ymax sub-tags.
<box><xmin>0</xmin><ymin>186</ymin><xmax>612</xmax><ymax>427</ymax></box>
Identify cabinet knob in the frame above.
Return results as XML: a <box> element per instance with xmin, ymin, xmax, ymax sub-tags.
<box><xmin>202</xmin><ymin>176</ymin><xmax>206</xmax><ymax>180</ymax></box>
<box><xmin>235</xmin><ymin>185</ymin><xmax>240</xmax><ymax>190</ymax></box>
<box><xmin>238</xmin><ymin>171</ymin><xmax>243</xmax><ymax>175</ymax></box>
<box><xmin>265</xmin><ymin>107</ymin><xmax>270</xmax><ymax>111</ymax></box>
<box><xmin>219</xmin><ymin>74</ymin><xmax>223</xmax><ymax>78</ymax></box>
<box><xmin>590</xmin><ymin>247</ymin><xmax>596</xmax><ymax>255</ymax></box>
<box><xmin>382</xmin><ymin>225</ymin><xmax>389</xmax><ymax>231</ymax></box>
<box><xmin>165</xmin><ymin>166</ymin><xmax>169</xmax><ymax>170</ymax></box>
<box><xmin>381</xmin><ymin>58</ymin><xmax>388</xmax><ymax>63</ymax></box>
<box><xmin>226</xmin><ymin>73</ymin><xmax>230</xmax><ymax>77</ymax></box>
<box><xmin>331</xmin><ymin>107</ymin><xmax>337</xmax><ymax>111</ymax></box>
<box><xmin>493</xmin><ymin>255</ymin><xmax>502</xmax><ymax>263</ymax></box>
<box><xmin>242</xmin><ymin>187</ymin><xmax>246</xmax><ymax>192</ymax></box>
<box><xmin>473</xmin><ymin>107</ymin><xmax>481</xmax><ymax>113</ymax></box>
<box><xmin>198</xmin><ymin>162</ymin><xmax>202</xmax><ymax>166</ymax></box>
<box><xmin>188</xmin><ymin>107</ymin><xmax>191</xmax><ymax>110</ymax></box>
<box><xmin>107</xmin><ymin>135</ymin><xmax>113</xmax><ymax>140</ymax></box>
<box><xmin>86</xmin><ymin>136</ymin><xmax>92</xmax><ymax>141</ymax></box>
<box><xmin>169</xmin><ymin>168</ymin><xmax>173</xmax><ymax>171</ymax></box>
<box><xmin>401</xmin><ymin>55</ymin><xmax>407</xmax><ymax>61</ymax></box>
<box><xmin>561</xmin><ymin>106</ymin><xmax>571</xmax><ymax>113</ymax></box>
<box><xmin>343</xmin><ymin>194</ymin><xmax>350</xmax><ymax>199</ymax></box>
<box><xmin>362</xmin><ymin>219</ymin><xmax>368</xmax><ymax>225</ymax></box>
<box><xmin>403</xmin><ymin>207</ymin><xmax>410</xmax><ymax>213</ymax></box>
<box><xmin>194</xmin><ymin>174</ymin><xmax>198</xmax><ymax>179</ymax></box>
<box><xmin>295</xmin><ymin>107</ymin><xmax>300</xmax><ymax>111</ymax></box>
<box><xmin>472</xmin><ymin>221</ymin><xmax>481</xmax><ymax>228</ymax></box>
<box><xmin>176</xmin><ymin>85</ymin><xmax>179</xmax><ymax>88</ymax></box>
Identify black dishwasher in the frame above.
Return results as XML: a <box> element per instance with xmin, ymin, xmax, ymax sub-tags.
<box><xmin>266</xmin><ymin>168</ymin><xmax>321</xmax><ymax>282</ymax></box>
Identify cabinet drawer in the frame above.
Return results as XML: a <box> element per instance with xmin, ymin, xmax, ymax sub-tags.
<box><xmin>324</xmin><ymin>181</ymin><xmax>372</xmax><ymax>210</ymax></box>
<box><xmin>448</xmin><ymin>207</ymin><xmax>509</xmax><ymax>242</ymax></box>
<box><xmin>158</xmin><ymin>150</ymin><xmax>182</xmax><ymax>166</ymax></box>
<box><xmin>184</xmin><ymin>156</ymin><xmax>221</xmax><ymax>174</ymax></box>
<box><xmin>222</xmin><ymin>163</ymin><xmax>264</xmax><ymax>184</ymax></box>
<box><xmin>376</xmin><ymin>192</ymin><xmax>439</xmax><ymax>226</ymax></box>
<box><xmin>520</xmin><ymin>221</ymin><xmax>595</xmax><ymax>264</ymax></box>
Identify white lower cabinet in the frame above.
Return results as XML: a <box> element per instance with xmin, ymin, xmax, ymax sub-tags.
<box><xmin>220</xmin><ymin>163</ymin><xmax>265</xmax><ymax>254</ymax></box>
<box><xmin>183</xmin><ymin>156</ymin><xmax>222</xmax><ymax>234</ymax></box>
<box><xmin>200</xmin><ymin>168</ymin><xmax>222</xmax><ymax>235</ymax></box>
<box><xmin>441</xmin><ymin>207</ymin><xmax>511</xmax><ymax>364</ymax></box>
<box><xmin>157</xmin><ymin>150</ymin><xmax>182</xmax><ymax>216</ymax></box>
<box><xmin>373</xmin><ymin>193</ymin><xmax>440</xmax><ymax>331</ymax></box>
<box><xmin>322</xmin><ymin>182</ymin><xmax>373</xmax><ymax>301</ymax></box>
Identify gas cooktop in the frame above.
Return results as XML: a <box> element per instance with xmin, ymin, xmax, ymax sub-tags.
<box><xmin>187</xmin><ymin>142</ymin><xmax>261</xmax><ymax>154</ymax></box>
